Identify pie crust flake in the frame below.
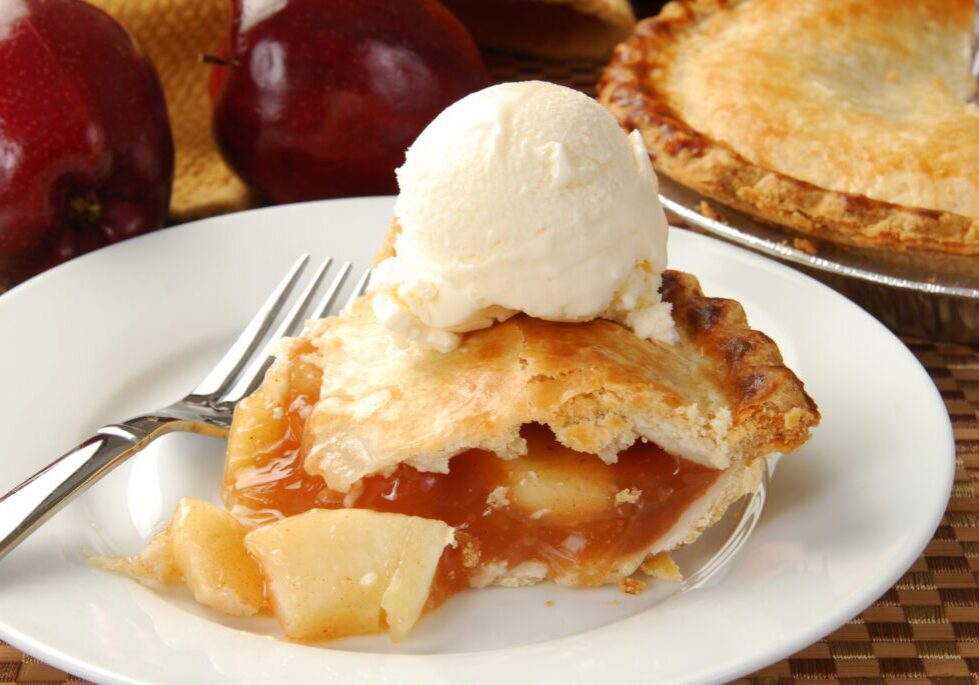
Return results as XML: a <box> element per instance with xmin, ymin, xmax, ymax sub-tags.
<box><xmin>599</xmin><ymin>0</ymin><xmax>979</xmax><ymax>255</ymax></box>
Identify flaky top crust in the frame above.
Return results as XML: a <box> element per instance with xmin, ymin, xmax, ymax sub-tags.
<box><xmin>277</xmin><ymin>270</ymin><xmax>818</xmax><ymax>492</ymax></box>
<box><xmin>598</xmin><ymin>0</ymin><xmax>979</xmax><ymax>256</ymax></box>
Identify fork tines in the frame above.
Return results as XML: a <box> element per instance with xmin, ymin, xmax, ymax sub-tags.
<box><xmin>194</xmin><ymin>255</ymin><xmax>369</xmax><ymax>403</ymax></box>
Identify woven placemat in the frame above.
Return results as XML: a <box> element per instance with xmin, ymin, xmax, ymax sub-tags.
<box><xmin>4</xmin><ymin>50</ymin><xmax>976</xmax><ymax>685</ymax></box>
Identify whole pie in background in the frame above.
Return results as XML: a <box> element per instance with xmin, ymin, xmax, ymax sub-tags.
<box><xmin>599</xmin><ymin>0</ymin><xmax>979</xmax><ymax>256</ymax></box>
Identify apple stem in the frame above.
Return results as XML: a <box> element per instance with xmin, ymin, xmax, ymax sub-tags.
<box><xmin>68</xmin><ymin>192</ymin><xmax>101</xmax><ymax>228</ymax></box>
<box><xmin>201</xmin><ymin>54</ymin><xmax>230</xmax><ymax>67</ymax></box>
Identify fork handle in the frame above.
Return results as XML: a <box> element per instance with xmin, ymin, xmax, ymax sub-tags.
<box><xmin>0</xmin><ymin>416</ymin><xmax>210</xmax><ymax>562</ymax></box>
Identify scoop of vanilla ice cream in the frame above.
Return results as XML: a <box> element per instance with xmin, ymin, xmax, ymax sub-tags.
<box><xmin>369</xmin><ymin>80</ymin><xmax>675</xmax><ymax>352</ymax></box>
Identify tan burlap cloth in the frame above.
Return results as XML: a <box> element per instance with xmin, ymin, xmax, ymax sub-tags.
<box><xmin>89</xmin><ymin>0</ymin><xmax>250</xmax><ymax>220</ymax></box>
<box><xmin>88</xmin><ymin>0</ymin><xmax>634</xmax><ymax>220</ymax></box>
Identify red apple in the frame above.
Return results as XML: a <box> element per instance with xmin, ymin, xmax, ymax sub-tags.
<box><xmin>0</xmin><ymin>0</ymin><xmax>173</xmax><ymax>289</ymax></box>
<box><xmin>211</xmin><ymin>0</ymin><xmax>489</xmax><ymax>204</ymax></box>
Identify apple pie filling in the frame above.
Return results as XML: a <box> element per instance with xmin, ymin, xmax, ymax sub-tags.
<box><xmin>223</xmin><ymin>339</ymin><xmax>721</xmax><ymax>600</ymax></box>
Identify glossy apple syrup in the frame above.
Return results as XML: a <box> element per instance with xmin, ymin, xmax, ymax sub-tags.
<box><xmin>223</xmin><ymin>344</ymin><xmax>721</xmax><ymax>602</ymax></box>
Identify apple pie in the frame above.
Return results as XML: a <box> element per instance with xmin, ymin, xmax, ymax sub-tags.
<box><xmin>599</xmin><ymin>0</ymin><xmax>979</xmax><ymax>255</ymax></box>
<box><xmin>96</xmin><ymin>269</ymin><xmax>817</xmax><ymax>641</ymax></box>
<box><xmin>197</xmin><ymin>266</ymin><xmax>813</xmax><ymax>639</ymax></box>
<box><xmin>95</xmin><ymin>76</ymin><xmax>821</xmax><ymax>643</ymax></box>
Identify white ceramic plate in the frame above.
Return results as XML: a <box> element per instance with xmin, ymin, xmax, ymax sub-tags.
<box><xmin>0</xmin><ymin>197</ymin><xmax>954</xmax><ymax>684</ymax></box>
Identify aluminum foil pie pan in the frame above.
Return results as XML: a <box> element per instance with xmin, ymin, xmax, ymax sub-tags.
<box><xmin>658</xmin><ymin>176</ymin><xmax>979</xmax><ymax>343</ymax></box>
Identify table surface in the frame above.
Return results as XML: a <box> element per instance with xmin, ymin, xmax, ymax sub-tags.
<box><xmin>4</xmin><ymin>48</ymin><xmax>978</xmax><ymax>685</ymax></box>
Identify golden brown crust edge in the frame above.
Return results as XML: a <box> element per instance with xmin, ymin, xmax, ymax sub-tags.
<box><xmin>661</xmin><ymin>269</ymin><xmax>819</xmax><ymax>456</ymax></box>
<box><xmin>597</xmin><ymin>0</ymin><xmax>979</xmax><ymax>256</ymax></box>
<box><xmin>374</xmin><ymin>221</ymin><xmax>817</xmax><ymax>458</ymax></box>
<box><xmin>372</xmin><ymin>227</ymin><xmax>817</xmax><ymax>460</ymax></box>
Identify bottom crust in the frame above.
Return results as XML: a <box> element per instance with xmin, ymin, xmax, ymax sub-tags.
<box><xmin>477</xmin><ymin>457</ymin><xmax>765</xmax><ymax>588</ymax></box>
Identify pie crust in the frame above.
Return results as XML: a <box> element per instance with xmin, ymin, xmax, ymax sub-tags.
<box><xmin>100</xmin><ymin>269</ymin><xmax>819</xmax><ymax>638</ymax></box>
<box><xmin>223</xmin><ymin>269</ymin><xmax>818</xmax><ymax>587</ymax></box>
<box><xmin>274</xmin><ymin>272</ymin><xmax>816</xmax><ymax>493</ymax></box>
<box><xmin>598</xmin><ymin>0</ymin><xmax>979</xmax><ymax>255</ymax></box>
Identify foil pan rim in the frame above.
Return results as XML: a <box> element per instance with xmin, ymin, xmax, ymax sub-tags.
<box><xmin>658</xmin><ymin>176</ymin><xmax>979</xmax><ymax>301</ymax></box>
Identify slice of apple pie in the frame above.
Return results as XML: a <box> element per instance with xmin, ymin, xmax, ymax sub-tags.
<box><xmin>212</xmin><ymin>268</ymin><xmax>816</xmax><ymax>638</ymax></box>
<box><xmin>97</xmin><ymin>268</ymin><xmax>816</xmax><ymax>642</ymax></box>
<box><xmin>95</xmin><ymin>81</ymin><xmax>818</xmax><ymax>644</ymax></box>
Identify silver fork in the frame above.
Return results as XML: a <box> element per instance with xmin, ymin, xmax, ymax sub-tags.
<box><xmin>0</xmin><ymin>255</ymin><xmax>371</xmax><ymax>562</ymax></box>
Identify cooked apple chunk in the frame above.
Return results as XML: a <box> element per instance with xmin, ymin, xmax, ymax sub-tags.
<box><xmin>505</xmin><ymin>436</ymin><xmax>616</xmax><ymax>522</ymax></box>
<box><xmin>169</xmin><ymin>497</ymin><xmax>267</xmax><ymax>615</ymax></box>
<box><xmin>244</xmin><ymin>509</ymin><xmax>454</xmax><ymax>642</ymax></box>
<box><xmin>91</xmin><ymin>497</ymin><xmax>265</xmax><ymax>616</ymax></box>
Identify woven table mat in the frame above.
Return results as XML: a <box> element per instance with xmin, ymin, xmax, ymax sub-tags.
<box><xmin>4</xmin><ymin>51</ymin><xmax>977</xmax><ymax>685</ymax></box>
